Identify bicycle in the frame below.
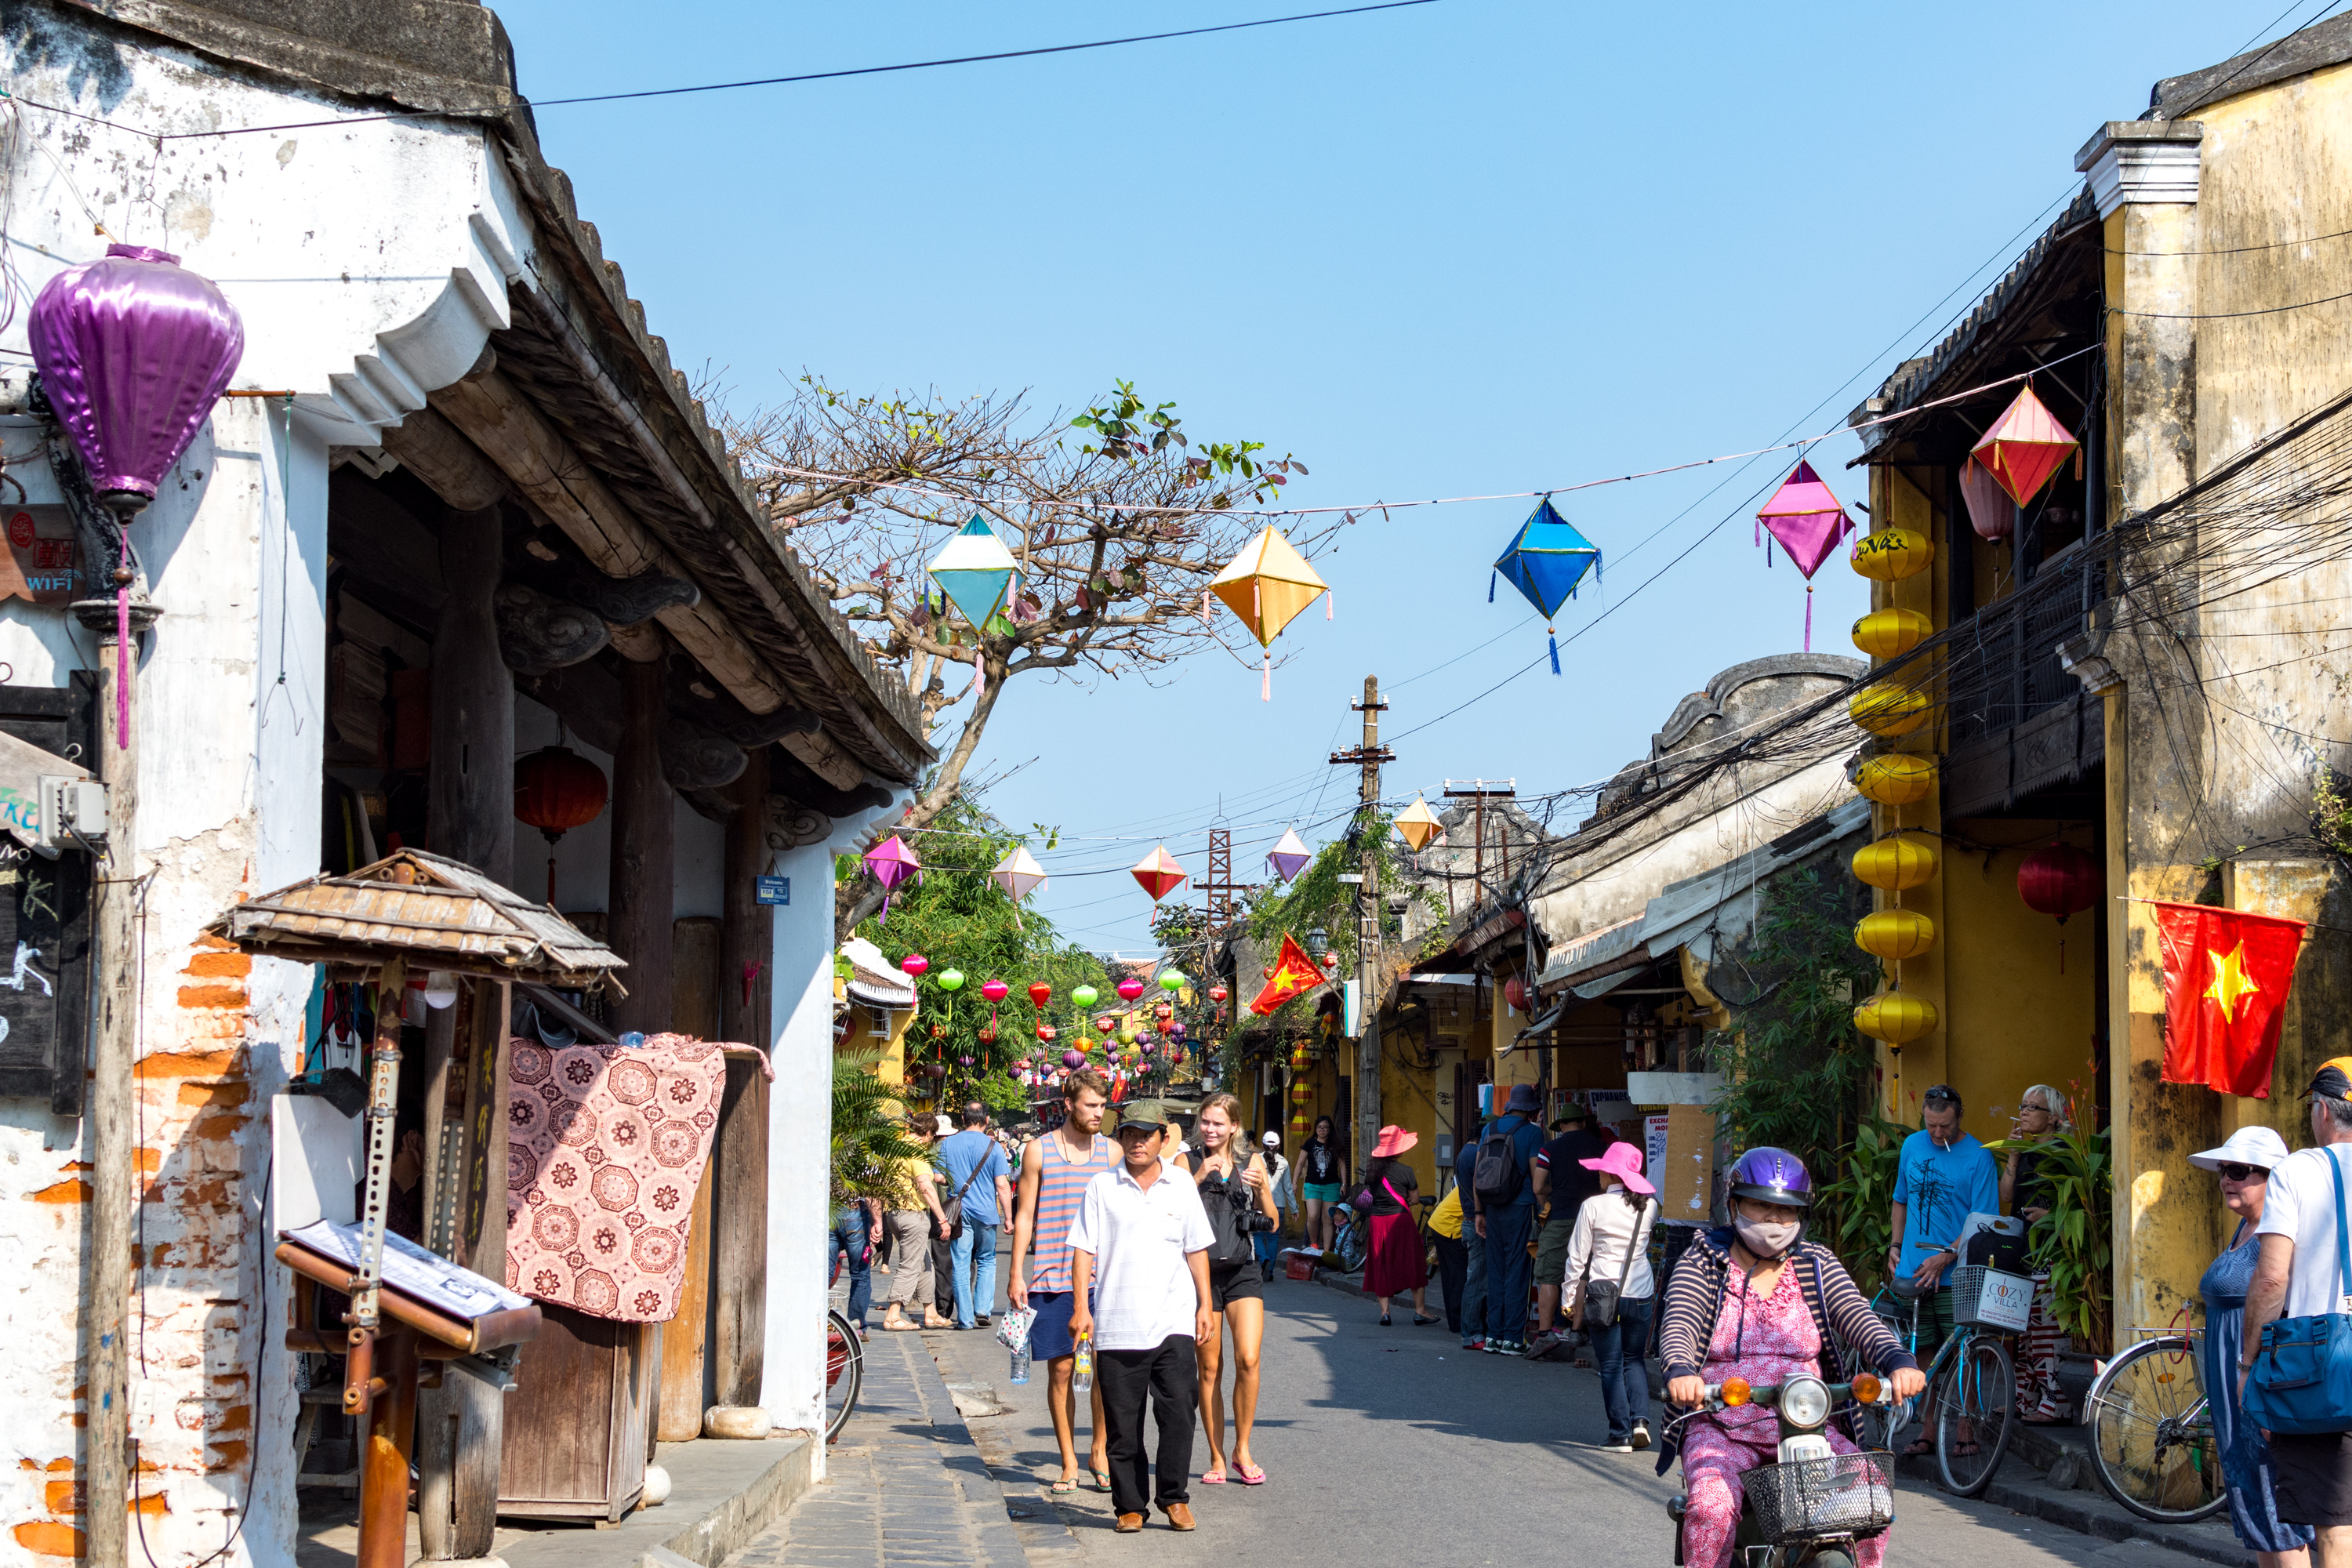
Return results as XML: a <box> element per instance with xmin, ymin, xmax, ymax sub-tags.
<box><xmin>825</xmin><ymin>1254</ymin><xmax>865</xmax><ymax>1443</ymax></box>
<box><xmin>2082</xmin><ymin>1327</ymin><xmax>2224</xmax><ymax>1523</ymax></box>
<box><xmin>1866</xmin><ymin>1272</ymin><xmax>2016</xmax><ymax>1498</ymax></box>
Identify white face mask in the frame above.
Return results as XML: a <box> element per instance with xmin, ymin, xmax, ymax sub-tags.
<box><xmin>1735</xmin><ymin>1216</ymin><xmax>1802</xmax><ymax>1259</ymax></box>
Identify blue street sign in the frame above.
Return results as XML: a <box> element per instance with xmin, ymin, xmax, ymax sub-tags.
<box><xmin>755</xmin><ymin>876</ymin><xmax>789</xmax><ymax>906</ymax></box>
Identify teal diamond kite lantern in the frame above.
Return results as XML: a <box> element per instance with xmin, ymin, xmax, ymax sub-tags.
<box><xmin>927</xmin><ymin>514</ymin><xmax>1019</xmax><ymax>692</ymax></box>
<box><xmin>1490</xmin><ymin>497</ymin><xmax>1600</xmax><ymax>674</ymax></box>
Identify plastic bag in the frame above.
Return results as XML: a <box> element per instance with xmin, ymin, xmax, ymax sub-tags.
<box><xmin>994</xmin><ymin>1304</ymin><xmax>1037</xmax><ymax>1352</ymax></box>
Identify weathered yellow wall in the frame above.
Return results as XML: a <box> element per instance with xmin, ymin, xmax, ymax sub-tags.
<box><xmin>1939</xmin><ymin>822</ymin><xmax>2101</xmax><ymax>1145</ymax></box>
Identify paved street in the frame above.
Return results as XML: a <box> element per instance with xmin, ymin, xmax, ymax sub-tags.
<box><xmin>901</xmin><ymin>1271</ymin><xmax>2230</xmax><ymax>1568</ymax></box>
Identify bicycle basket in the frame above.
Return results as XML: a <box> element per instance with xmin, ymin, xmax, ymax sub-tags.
<box><xmin>1950</xmin><ymin>1263</ymin><xmax>2034</xmax><ymax>1332</ymax></box>
<box><xmin>1745</xmin><ymin>1452</ymin><xmax>1896</xmax><ymax>1541</ymax></box>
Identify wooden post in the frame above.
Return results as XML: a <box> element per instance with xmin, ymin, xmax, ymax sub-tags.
<box><xmin>356</xmin><ymin>1330</ymin><xmax>420</xmax><ymax>1568</ymax></box>
<box><xmin>417</xmin><ymin>503</ymin><xmax>516</xmax><ymax>1562</ymax></box>
<box><xmin>712</xmin><ymin>753</ymin><xmax>771</xmax><ymax>1408</ymax></box>
<box><xmin>77</xmin><ymin>595</ymin><xmax>155</xmax><ymax>1568</ymax></box>
<box><xmin>608</xmin><ymin>655</ymin><xmax>674</xmax><ymax>1034</ymax></box>
<box><xmin>657</xmin><ymin>917</ymin><xmax>720</xmax><ymax>1440</ymax></box>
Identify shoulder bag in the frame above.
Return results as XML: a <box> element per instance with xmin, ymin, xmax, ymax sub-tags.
<box><xmin>1577</xmin><ymin>1196</ymin><xmax>1652</xmax><ymax>1330</ymax></box>
<box><xmin>2248</xmin><ymin>1149</ymin><xmax>2352</xmax><ymax>1434</ymax></box>
<box><xmin>939</xmin><ymin>1145</ymin><xmax>993</xmax><ymax>1243</ymax></box>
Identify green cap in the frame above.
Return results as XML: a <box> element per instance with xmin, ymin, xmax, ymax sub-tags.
<box><xmin>1114</xmin><ymin>1098</ymin><xmax>1171</xmax><ymax>1134</ymax></box>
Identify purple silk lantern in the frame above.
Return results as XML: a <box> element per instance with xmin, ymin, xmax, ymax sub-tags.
<box><xmin>29</xmin><ymin>245</ymin><xmax>245</xmax><ymax>748</ymax></box>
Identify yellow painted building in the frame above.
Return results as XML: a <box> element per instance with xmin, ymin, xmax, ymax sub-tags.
<box><xmin>1849</xmin><ymin>14</ymin><xmax>2352</xmax><ymax>1339</ymax></box>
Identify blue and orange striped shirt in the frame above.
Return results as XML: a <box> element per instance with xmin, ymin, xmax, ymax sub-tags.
<box><xmin>1029</xmin><ymin>1129</ymin><xmax>1116</xmax><ymax>1294</ymax></box>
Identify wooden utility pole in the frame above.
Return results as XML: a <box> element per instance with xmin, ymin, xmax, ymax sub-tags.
<box><xmin>1330</xmin><ymin>677</ymin><xmax>1392</xmax><ymax>1178</ymax></box>
<box><xmin>78</xmin><ymin>594</ymin><xmax>155</xmax><ymax>1568</ymax></box>
<box><xmin>1443</xmin><ymin>781</ymin><xmax>1517</xmax><ymax>909</ymax></box>
<box><xmin>711</xmin><ymin>751</ymin><xmax>771</xmax><ymax>1411</ymax></box>
<box><xmin>608</xmin><ymin>653</ymin><xmax>675</xmax><ymax>1034</ymax></box>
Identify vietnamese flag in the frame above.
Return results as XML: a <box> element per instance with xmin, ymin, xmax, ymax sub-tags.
<box><xmin>1250</xmin><ymin>932</ymin><xmax>1327</xmax><ymax>1017</ymax></box>
<box><xmin>2154</xmin><ymin>901</ymin><xmax>2307</xmax><ymax>1098</ymax></box>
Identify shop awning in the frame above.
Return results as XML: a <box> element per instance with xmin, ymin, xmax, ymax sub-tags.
<box><xmin>1536</xmin><ymin>914</ymin><xmax>1650</xmax><ymax>993</ymax></box>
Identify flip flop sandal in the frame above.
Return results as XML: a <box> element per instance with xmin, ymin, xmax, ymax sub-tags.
<box><xmin>1200</xmin><ymin>1469</ymin><xmax>1228</xmax><ymax>1485</ymax></box>
<box><xmin>1902</xmin><ymin>1439</ymin><xmax>1935</xmax><ymax>1457</ymax></box>
<box><xmin>1236</xmin><ymin>1464</ymin><xmax>1266</xmax><ymax>1486</ymax></box>
<box><xmin>1093</xmin><ymin>1469</ymin><xmax>1112</xmax><ymax>1493</ymax></box>
<box><xmin>1049</xmin><ymin>1478</ymin><xmax>1078</xmax><ymax>1495</ymax></box>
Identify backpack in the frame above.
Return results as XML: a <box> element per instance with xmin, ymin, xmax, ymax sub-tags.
<box><xmin>1472</xmin><ymin>1120</ymin><xmax>1524</xmax><ymax>1208</ymax></box>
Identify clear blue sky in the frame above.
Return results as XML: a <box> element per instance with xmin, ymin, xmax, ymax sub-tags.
<box><xmin>488</xmin><ymin>0</ymin><xmax>2311</xmax><ymax>955</ymax></box>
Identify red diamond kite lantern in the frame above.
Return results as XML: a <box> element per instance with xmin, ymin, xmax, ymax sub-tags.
<box><xmin>1209</xmin><ymin>525</ymin><xmax>1328</xmax><ymax>701</ymax></box>
<box><xmin>1755</xmin><ymin>461</ymin><xmax>1855</xmax><ymax>652</ymax></box>
<box><xmin>1970</xmin><ymin>383</ymin><xmax>2078</xmax><ymax>515</ymax></box>
<box><xmin>1131</xmin><ymin>844</ymin><xmax>1188</xmax><ymax>902</ymax></box>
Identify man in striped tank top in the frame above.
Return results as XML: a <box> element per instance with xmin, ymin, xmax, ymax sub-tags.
<box><xmin>1012</xmin><ymin>1067</ymin><xmax>1117</xmax><ymax>1493</ymax></box>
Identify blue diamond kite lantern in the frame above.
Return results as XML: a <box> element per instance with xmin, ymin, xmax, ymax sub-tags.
<box><xmin>1490</xmin><ymin>497</ymin><xmax>1601</xmax><ymax>675</ymax></box>
<box><xmin>928</xmin><ymin>514</ymin><xmax>1018</xmax><ymax>630</ymax></box>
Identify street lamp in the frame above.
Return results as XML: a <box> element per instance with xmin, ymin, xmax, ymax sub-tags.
<box><xmin>1305</xmin><ymin>927</ymin><xmax>1329</xmax><ymax>959</ymax></box>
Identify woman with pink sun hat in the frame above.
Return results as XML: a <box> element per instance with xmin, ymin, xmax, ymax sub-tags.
<box><xmin>1563</xmin><ymin>1138</ymin><xmax>1660</xmax><ymax>1452</ymax></box>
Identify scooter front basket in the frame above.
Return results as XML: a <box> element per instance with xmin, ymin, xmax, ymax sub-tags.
<box><xmin>1745</xmin><ymin>1450</ymin><xmax>1896</xmax><ymax>1541</ymax></box>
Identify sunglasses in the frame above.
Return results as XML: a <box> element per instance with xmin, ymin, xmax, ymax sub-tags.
<box><xmin>2216</xmin><ymin>1162</ymin><xmax>2270</xmax><ymax>1181</ymax></box>
<box><xmin>1922</xmin><ymin>1087</ymin><xmax>1958</xmax><ymax>1107</ymax></box>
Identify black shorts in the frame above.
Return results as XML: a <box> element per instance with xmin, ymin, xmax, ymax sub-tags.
<box><xmin>2272</xmin><ymin>1431</ymin><xmax>2352</xmax><ymax>1526</ymax></box>
<box><xmin>1209</xmin><ymin>1260</ymin><xmax>1263</xmax><ymax>1312</ymax></box>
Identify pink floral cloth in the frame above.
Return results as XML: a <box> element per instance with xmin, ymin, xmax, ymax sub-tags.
<box><xmin>1680</xmin><ymin>1262</ymin><xmax>1886</xmax><ymax>1568</ymax></box>
<box><xmin>504</xmin><ymin>1033</ymin><xmax>728</xmax><ymax>1323</ymax></box>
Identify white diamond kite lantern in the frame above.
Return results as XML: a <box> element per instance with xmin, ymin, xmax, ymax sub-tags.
<box><xmin>1267</xmin><ymin>827</ymin><xmax>1311</xmax><ymax>884</ymax></box>
<box><xmin>990</xmin><ymin>844</ymin><xmax>1047</xmax><ymax>904</ymax></box>
<box><xmin>927</xmin><ymin>514</ymin><xmax>1018</xmax><ymax>630</ymax></box>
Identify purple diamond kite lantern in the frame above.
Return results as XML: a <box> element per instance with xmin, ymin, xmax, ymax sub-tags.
<box><xmin>1267</xmin><ymin>826</ymin><xmax>1311</xmax><ymax>884</ymax></box>
<box><xmin>1754</xmin><ymin>461</ymin><xmax>1855</xmax><ymax>652</ymax></box>
<box><xmin>29</xmin><ymin>244</ymin><xmax>245</xmax><ymax>747</ymax></box>
<box><xmin>861</xmin><ymin>833</ymin><xmax>922</xmax><ymax>922</ymax></box>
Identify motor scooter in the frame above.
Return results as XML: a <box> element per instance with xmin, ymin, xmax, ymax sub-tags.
<box><xmin>1665</xmin><ymin>1375</ymin><xmax>1897</xmax><ymax>1568</ymax></box>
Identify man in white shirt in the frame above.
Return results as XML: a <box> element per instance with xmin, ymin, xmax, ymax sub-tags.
<box><xmin>1070</xmin><ymin>1098</ymin><xmax>1215</xmax><ymax>1534</ymax></box>
<box><xmin>2248</xmin><ymin>1057</ymin><xmax>2352</xmax><ymax>1560</ymax></box>
<box><xmin>1258</xmin><ymin>1130</ymin><xmax>1293</xmax><ymax>1281</ymax></box>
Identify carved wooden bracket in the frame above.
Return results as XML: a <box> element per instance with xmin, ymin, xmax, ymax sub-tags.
<box><xmin>495</xmin><ymin>583</ymin><xmax>608</xmax><ymax>674</ymax></box>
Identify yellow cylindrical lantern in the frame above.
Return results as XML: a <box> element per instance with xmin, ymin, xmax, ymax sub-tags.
<box><xmin>1849</xmin><ymin>684</ymin><xmax>1929</xmax><ymax>738</ymax></box>
<box><xmin>1854</xmin><ymin>989</ymin><xmax>1938</xmax><ymax>1046</ymax></box>
<box><xmin>1850</xmin><ymin>528</ymin><xmax>1933</xmax><ymax>582</ymax></box>
<box><xmin>1853</xmin><ymin>833</ymin><xmax>1939</xmax><ymax>891</ymax></box>
<box><xmin>1855</xmin><ymin>752</ymin><xmax>1934</xmax><ymax>806</ymax></box>
<box><xmin>1855</xmin><ymin>909</ymin><xmax>1936</xmax><ymax>960</ymax></box>
<box><xmin>1852</xmin><ymin>607</ymin><xmax>1932</xmax><ymax>659</ymax></box>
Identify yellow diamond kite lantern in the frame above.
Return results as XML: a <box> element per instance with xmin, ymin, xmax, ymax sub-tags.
<box><xmin>1209</xmin><ymin>525</ymin><xmax>1327</xmax><ymax>700</ymax></box>
<box><xmin>1394</xmin><ymin>796</ymin><xmax>1443</xmax><ymax>852</ymax></box>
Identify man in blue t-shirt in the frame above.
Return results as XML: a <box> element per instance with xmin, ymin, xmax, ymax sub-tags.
<box><xmin>938</xmin><ymin>1102</ymin><xmax>1016</xmax><ymax>1330</ymax></box>
<box><xmin>1888</xmin><ymin>1084</ymin><xmax>2001</xmax><ymax>1377</ymax></box>
<box><xmin>1469</xmin><ymin>1083</ymin><xmax>1549</xmax><ymax>1356</ymax></box>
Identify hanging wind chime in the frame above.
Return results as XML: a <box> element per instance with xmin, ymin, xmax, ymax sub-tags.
<box><xmin>31</xmin><ymin>245</ymin><xmax>247</xmax><ymax>749</ymax></box>
<box><xmin>1755</xmin><ymin>462</ymin><xmax>1855</xmax><ymax>652</ymax></box>
<box><xmin>1207</xmin><ymin>524</ymin><xmax>1328</xmax><ymax>700</ymax></box>
<box><xmin>1490</xmin><ymin>496</ymin><xmax>1600</xmax><ymax>673</ymax></box>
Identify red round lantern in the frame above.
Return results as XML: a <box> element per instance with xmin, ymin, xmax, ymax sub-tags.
<box><xmin>1117</xmin><ymin>977</ymin><xmax>1146</xmax><ymax>1002</ymax></box>
<box><xmin>902</xmin><ymin>953</ymin><xmax>931</xmax><ymax>979</ymax></box>
<box><xmin>1503</xmin><ymin>976</ymin><xmax>1529</xmax><ymax>1012</ymax></box>
<box><xmin>1036</xmin><ymin>1023</ymin><xmax>1058</xmax><ymax>1043</ymax></box>
<box><xmin>2018</xmin><ymin>843</ymin><xmax>2100</xmax><ymax>924</ymax></box>
<box><xmin>514</xmin><ymin>745</ymin><xmax>609</xmax><ymax>904</ymax></box>
<box><xmin>1209</xmin><ymin>985</ymin><xmax>1228</xmax><ymax>1004</ymax></box>
<box><xmin>981</xmin><ymin>979</ymin><xmax>1009</xmax><ymax>1003</ymax></box>
<box><xmin>1028</xmin><ymin>982</ymin><xmax>1053</xmax><ymax>1009</ymax></box>
<box><xmin>978</xmin><ymin>1024</ymin><xmax>999</xmax><ymax>1046</ymax></box>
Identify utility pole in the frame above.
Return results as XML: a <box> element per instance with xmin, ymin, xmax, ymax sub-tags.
<box><xmin>1330</xmin><ymin>677</ymin><xmax>1392</xmax><ymax>1179</ymax></box>
<box><xmin>1443</xmin><ymin>780</ymin><xmax>1517</xmax><ymax>908</ymax></box>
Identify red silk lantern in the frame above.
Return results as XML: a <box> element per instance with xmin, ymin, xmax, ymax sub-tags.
<box><xmin>981</xmin><ymin>979</ymin><xmax>1009</xmax><ymax>1003</ymax></box>
<box><xmin>902</xmin><ymin>953</ymin><xmax>930</xmax><ymax>978</ymax></box>
<box><xmin>514</xmin><ymin>744</ymin><xmax>609</xmax><ymax>904</ymax></box>
<box><xmin>1028</xmin><ymin>982</ymin><xmax>1053</xmax><ymax>1009</ymax></box>
<box><xmin>1116</xmin><ymin>977</ymin><xmax>1146</xmax><ymax>1002</ymax></box>
<box><xmin>1503</xmin><ymin>976</ymin><xmax>1529</xmax><ymax>1012</ymax></box>
<box><xmin>1209</xmin><ymin>985</ymin><xmax>1229</xmax><ymax>1004</ymax></box>
<box><xmin>2019</xmin><ymin>843</ymin><xmax>2100</xmax><ymax>923</ymax></box>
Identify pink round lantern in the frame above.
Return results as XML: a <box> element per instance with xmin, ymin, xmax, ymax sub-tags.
<box><xmin>1062</xmin><ymin>1049</ymin><xmax>1084</xmax><ymax>1069</ymax></box>
<box><xmin>1116</xmin><ymin>977</ymin><xmax>1146</xmax><ymax>1002</ymax></box>
<box><xmin>901</xmin><ymin>953</ymin><xmax>930</xmax><ymax>978</ymax></box>
<box><xmin>981</xmin><ymin>978</ymin><xmax>1009</xmax><ymax>1003</ymax></box>
<box><xmin>1171</xmin><ymin>1022</ymin><xmax>1187</xmax><ymax>1040</ymax></box>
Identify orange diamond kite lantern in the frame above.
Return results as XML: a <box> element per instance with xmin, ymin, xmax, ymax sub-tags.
<box><xmin>1131</xmin><ymin>844</ymin><xmax>1188</xmax><ymax>902</ymax></box>
<box><xmin>1971</xmin><ymin>383</ymin><xmax>2079</xmax><ymax>510</ymax></box>
<box><xmin>1209</xmin><ymin>525</ymin><xmax>1328</xmax><ymax>701</ymax></box>
<box><xmin>1394</xmin><ymin>795</ymin><xmax>1443</xmax><ymax>852</ymax></box>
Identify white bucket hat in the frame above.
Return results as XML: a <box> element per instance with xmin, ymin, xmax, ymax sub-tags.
<box><xmin>2188</xmin><ymin>1124</ymin><xmax>2292</xmax><ymax>1173</ymax></box>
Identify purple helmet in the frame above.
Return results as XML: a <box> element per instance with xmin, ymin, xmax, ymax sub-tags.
<box><xmin>1727</xmin><ymin>1146</ymin><xmax>1813</xmax><ymax>1210</ymax></box>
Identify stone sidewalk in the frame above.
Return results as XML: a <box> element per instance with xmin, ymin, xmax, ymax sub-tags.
<box><xmin>722</xmin><ymin>1329</ymin><xmax>1042</xmax><ymax>1568</ymax></box>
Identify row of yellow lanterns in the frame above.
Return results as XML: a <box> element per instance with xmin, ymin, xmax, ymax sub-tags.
<box><xmin>1846</xmin><ymin>521</ymin><xmax>1938</xmax><ymax>1049</ymax></box>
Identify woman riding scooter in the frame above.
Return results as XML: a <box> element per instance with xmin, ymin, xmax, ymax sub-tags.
<box><xmin>1658</xmin><ymin>1148</ymin><xmax>1928</xmax><ymax>1568</ymax></box>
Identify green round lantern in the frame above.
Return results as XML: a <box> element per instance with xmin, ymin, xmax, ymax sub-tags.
<box><xmin>1159</xmin><ymin>970</ymin><xmax>1187</xmax><ymax>993</ymax></box>
<box><xmin>937</xmin><ymin>968</ymin><xmax>966</xmax><ymax>993</ymax></box>
<box><xmin>1071</xmin><ymin>984</ymin><xmax>1099</xmax><ymax>1010</ymax></box>
<box><xmin>1120</xmin><ymin>1025</ymin><xmax>1139</xmax><ymax>1045</ymax></box>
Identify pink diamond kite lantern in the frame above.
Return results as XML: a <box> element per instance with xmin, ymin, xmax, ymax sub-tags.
<box><xmin>1267</xmin><ymin>826</ymin><xmax>1311</xmax><ymax>884</ymax></box>
<box><xmin>990</xmin><ymin>844</ymin><xmax>1047</xmax><ymax>903</ymax></box>
<box><xmin>1755</xmin><ymin>460</ymin><xmax>1855</xmax><ymax>652</ymax></box>
<box><xmin>1972</xmin><ymin>383</ymin><xmax>2078</xmax><ymax>510</ymax></box>
<box><xmin>862</xmin><ymin>833</ymin><xmax>921</xmax><ymax>922</ymax></box>
<box><xmin>1131</xmin><ymin>844</ymin><xmax>1187</xmax><ymax>902</ymax></box>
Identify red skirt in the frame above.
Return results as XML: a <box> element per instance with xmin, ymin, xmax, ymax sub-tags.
<box><xmin>1363</xmin><ymin>1210</ymin><xmax>1425</xmax><ymax>1299</ymax></box>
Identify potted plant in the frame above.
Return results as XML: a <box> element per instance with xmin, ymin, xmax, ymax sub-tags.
<box><xmin>1991</xmin><ymin>1122</ymin><xmax>2114</xmax><ymax>1392</ymax></box>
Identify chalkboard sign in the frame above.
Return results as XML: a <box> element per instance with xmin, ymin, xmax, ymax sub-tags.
<box><xmin>0</xmin><ymin>677</ymin><xmax>94</xmax><ymax>1114</ymax></box>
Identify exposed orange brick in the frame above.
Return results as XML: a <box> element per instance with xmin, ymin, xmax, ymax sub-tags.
<box><xmin>134</xmin><ymin>1148</ymin><xmax>162</xmax><ymax>1174</ymax></box>
<box><xmin>176</xmin><ymin>1081</ymin><xmax>250</xmax><ymax>1109</ymax></box>
<box><xmin>181</xmin><ymin>950</ymin><xmax>250</xmax><ymax>979</ymax></box>
<box><xmin>31</xmin><ymin>1179</ymin><xmax>89</xmax><ymax>1205</ymax></box>
<box><xmin>134</xmin><ymin>1050</ymin><xmax>237</xmax><ymax>1080</ymax></box>
<box><xmin>192</xmin><ymin>932</ymin><xmax>238</xmax><ymax>951</ymax></box>
<box><xmin>189</xmin><ymin>1115</ymin><xmax>250</xmax><ymax>1140</ymax></box>
<box><xmin>213</xmin><ymin>1405</ymin><xmax>250</xmax><ymax>1433</ymax></box>
<box><xmin>205</xmin><ymin>1441</ymin><xmax>248</xmax><ymax>1469</ymax></box>
<box><xmin>131</xmin><ymin>1490</ymin><xmax>166</xmax><ymax>1516</ymax></box>
<box><xmin>60</xmin><ymin>1161</ymin><xmax>93</xmax><ymax>1173</ymax></box>
<box><xmin>13</xmin><ymin>1521</ymin><xmax>82</xmax><ymax>1557</ymax></box>
<box><xmin>175</xmin><ymin>985</ymin><xmax>246</xmax><ymax>1011</ymax></box>
<box><xmin>42</xmin><ymin>1479</ymin><xmax>78</xmax><ymax>1513</ymax></box>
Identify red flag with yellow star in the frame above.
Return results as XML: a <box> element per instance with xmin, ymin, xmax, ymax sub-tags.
<box><xmin>1250</xmin><ymin>932</ymin><xmax>1327</xmax><ymax>1017</ymax></box>
<box><xmin>2154</xmin><ymin>900</ymin><xmax>2307</xmax><ymax>1097</ymax></box>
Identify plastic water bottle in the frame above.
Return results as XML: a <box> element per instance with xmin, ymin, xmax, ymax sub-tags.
<box><xmin>1009</xmin><ymin>1338</ymin><xmax>1031</xmax><ymax>1385</ymax></box>
<box><xmin>1072</xmin><ymin>1335</ymin><xmax>1094</xmax><ymax>1396</ymax></box>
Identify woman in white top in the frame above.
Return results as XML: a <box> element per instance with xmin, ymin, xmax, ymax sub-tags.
<box><xmin>1564</xmin><ymin>1139</ymin><xmax>1660</xmax><ymax>1453</ymax></box>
